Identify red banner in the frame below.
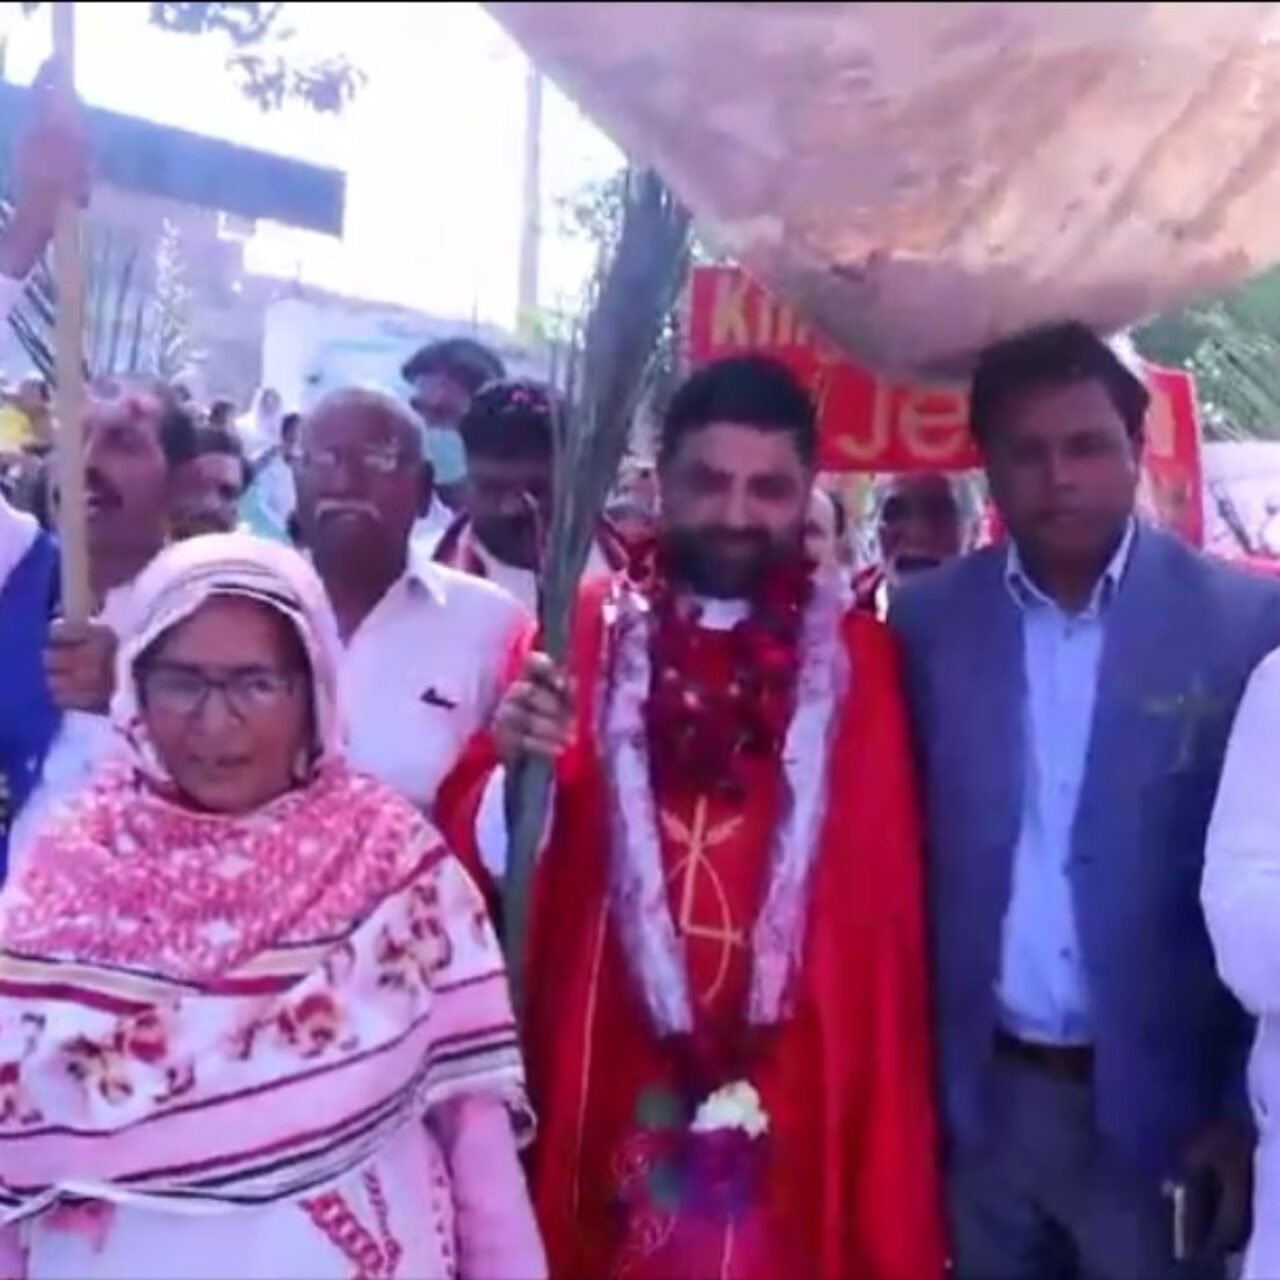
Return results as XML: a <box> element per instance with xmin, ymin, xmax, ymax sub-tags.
<box><xmin>684</xmin><ymin>266</ymin><xmax>1205</xmax><ymax>544</ymax></box>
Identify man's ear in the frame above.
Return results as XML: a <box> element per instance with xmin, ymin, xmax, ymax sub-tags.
<box><xmin>419</xmin><ymin>460</ymin><xmax>436</xmax><ymax>517</ymax></box>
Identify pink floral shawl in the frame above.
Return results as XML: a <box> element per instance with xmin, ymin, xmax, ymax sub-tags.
<box><xmin>0</xmin><ymin>534</ymin><xmax>529</xmax><ymax>1218</ymax></box>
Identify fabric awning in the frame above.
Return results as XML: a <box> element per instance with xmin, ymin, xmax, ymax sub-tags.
<box><xmin>490</xmin><ymin>1</ymin><xmax>1280</xmax><ymax>378</ymax></box>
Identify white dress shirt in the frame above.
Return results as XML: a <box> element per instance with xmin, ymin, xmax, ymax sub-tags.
<box><xmin>340</xmin><ymin>549</ymin><xmax>530</xmax><ymax>811</ymax></box>
<box><xmin>410</xmin><ymin>495</ymin><xmax>457</xmax><ymax>559</ymax></box>
<box><xmin>1204</xmin><ymin>646</ymin><xmax>1280</xmax><ymax>1280</ymax></box>
<box><xmin>998</xmin><ymin>523</ymin><xmax>1135</xmax><ymax>1045</ymax></box>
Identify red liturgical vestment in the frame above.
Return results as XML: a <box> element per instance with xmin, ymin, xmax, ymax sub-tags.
<box><xmin>437</xmin><ymin>576</ymin><xmax>946</xmax><ymax>1280</ymax></box>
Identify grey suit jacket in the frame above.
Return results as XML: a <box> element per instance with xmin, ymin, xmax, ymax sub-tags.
<box><xmin>891</xmin><ymin>524</ymin><xmax>1280</xmax><ymax>1173</ymax></box>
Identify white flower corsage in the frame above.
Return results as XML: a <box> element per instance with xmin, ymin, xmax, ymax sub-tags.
<box><xmin>689</xmin><ymin>1080</ymin><xmax>770</xmax><ymax>1140</ymax></box>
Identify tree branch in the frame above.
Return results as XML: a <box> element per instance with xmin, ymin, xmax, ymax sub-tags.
<box><xmin>19</xmin><ymin>2</ymin><xmax>363</xmax><ymax>115</ymax></box>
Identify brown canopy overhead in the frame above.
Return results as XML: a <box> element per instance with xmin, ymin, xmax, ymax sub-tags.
<box><xmin>490</xmin><ymin>1</ymin><xmax>1280</xmax><ymax>378</ymax></box>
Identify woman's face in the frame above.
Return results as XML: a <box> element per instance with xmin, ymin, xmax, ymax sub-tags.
<box><xmin>137</xmin><ymin>597</ymin><xmax>312</xmax><ymax>815</ymax></box>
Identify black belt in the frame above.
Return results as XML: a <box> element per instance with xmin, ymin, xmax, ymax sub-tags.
<box><xmin>994</xmin><ymin>1030</ymin><xmax>1094</xmax><ymax>1083</ymax></box>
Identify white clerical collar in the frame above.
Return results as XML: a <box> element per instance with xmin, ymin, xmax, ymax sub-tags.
<box><xmin>692</xmin><ymin>597</ymin><xmax>750</xmax><ymax>631</ymax></box>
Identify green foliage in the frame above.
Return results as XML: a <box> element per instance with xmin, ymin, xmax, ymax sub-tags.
<box><xmin>1134</xmin><ymin>270</ymin><xmax>1280</xmax><ymax>442</ymax></box>
<box><xmin>1</xmin><ymin>195</ymin><xmax>202</xmax><ymax>385</ymax></box>
<box><xmin>152</xmin><ymin>2</ymin><xmax>365</xmax><ymax>113</ymax></box>
<box><xmin>559</xmin><ymin>168</ymin><xmax>721</xmax><ymax>274</ymax></box>
<box><xmin>148</xmin><ymin>217</ymin><xmax>201</xmax><ymax>380</ymax></box>
<box><xmin>558</xmin><ymin>169</ymin><xmax>626</xmax><ymax>260</ymax></box>
<box><xmin>16</xmin><ymin>2</ymin><xmax>364</xmax><ymax>115</ymax></box>
<box><xmin>503</xmin><ymin>171</ymin><xmax>692</xmax><ymax>1018</ymax></box>
<box><xmin>557</xmin><ymin>167</ymin><xmax>709</xmax><ymax>425</ymax></box>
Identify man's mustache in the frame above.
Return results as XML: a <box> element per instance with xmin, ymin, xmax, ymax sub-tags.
<box><xmin>315</xmin><ymin>498</ymin><xmax>382</xmax><ymax>524</ymax></box>
<box><xmin>700</xmin><ymin>528</ymin><xmax>776</xmax><ymax>555</ymax></box>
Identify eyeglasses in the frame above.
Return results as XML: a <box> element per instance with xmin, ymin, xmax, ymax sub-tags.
<box><xmin>295</xmin><ymin>445</ymin><xmax>406</xmax><ymax>477</ymax></box>
<box><xmin>139</xmin><ymin>663</ymin><xmax>302</xmax><ymax>720</ymax></box>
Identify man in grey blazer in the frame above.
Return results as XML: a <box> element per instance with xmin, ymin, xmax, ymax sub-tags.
<box><xmin>891</xmin><ymin>321</ymin><xmax>1280</xmax><ymax>1279</ymax></box>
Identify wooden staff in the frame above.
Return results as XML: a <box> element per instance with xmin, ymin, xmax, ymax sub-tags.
<box><xmin>52</xmin><ymin>0</ymin><xmax>90</xmax><ymax>623</ymax></box>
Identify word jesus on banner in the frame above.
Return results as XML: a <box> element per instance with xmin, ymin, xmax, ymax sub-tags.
<box><xmin>684</xmin><ymin>266</ymin><xmax>1205</xmax><ymax>547</ymax></box>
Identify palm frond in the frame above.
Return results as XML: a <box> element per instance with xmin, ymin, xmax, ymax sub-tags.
<box><xmin>0</xmin><ymin>195</ymin><xmax>201</xmax><ymax>388</ymax></box>
<box><xmin>503</xmin><ymin>169</ymin><xmax>691</xmax><ymax>1016</ymax></box>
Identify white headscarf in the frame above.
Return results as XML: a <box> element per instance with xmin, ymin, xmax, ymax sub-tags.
<box><xmin>112</xmin><ymin>531</ymin><xmax>345</xmax><ymax>783</ymax></box>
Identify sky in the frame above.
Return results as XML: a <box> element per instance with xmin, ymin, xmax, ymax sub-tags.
<box><xmin>0</xmin><ymin>1</ymin><xmax>623</xmax><ymax>329</ymax></box>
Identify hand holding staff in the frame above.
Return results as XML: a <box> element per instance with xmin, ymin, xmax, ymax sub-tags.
<box><xmin>0</xmin><ymin>58</ymin><xmax>88</xmax><ymax>282</ymax></box>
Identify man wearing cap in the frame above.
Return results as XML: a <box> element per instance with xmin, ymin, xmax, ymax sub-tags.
<box><xmin>433</xmin><ymin>378</ymin><xmax>627</xmax><ymax>612</ymax></box>
<box><xmin>401</xmin><ymin>336</ymin><xmax>505</xmax><ymax>553</ymax></box>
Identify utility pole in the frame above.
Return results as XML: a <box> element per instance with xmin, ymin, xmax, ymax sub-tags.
<box><xmin>517</xmin><ymin>60</ymin><xmax>542</xmax><ymax>328</ymax></box>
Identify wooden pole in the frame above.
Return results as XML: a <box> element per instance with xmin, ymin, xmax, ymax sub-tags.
<box><xmin>52</xmin><ymin>0</ymin><xmax>89</xmax><ymax>623</ymax></box>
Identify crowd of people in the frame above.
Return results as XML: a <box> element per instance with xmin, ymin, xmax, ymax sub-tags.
<box><xmin>6</xmin><ymin>53</ymin><xmax>1280</xmax><ymax>1280</ymax></box>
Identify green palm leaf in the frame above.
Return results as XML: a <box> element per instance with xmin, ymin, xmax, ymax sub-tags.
<box><xmin>503</xmin><ymin>169</ymin><xmax>691</xmax><ymax>1018</ymax></box>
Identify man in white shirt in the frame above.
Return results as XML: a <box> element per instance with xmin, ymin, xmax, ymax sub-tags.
<box><xmin>433</xmin><ymin>378</ymin><xmax>624</xmax><ymax>611</ymax></box>
<box><xmin>293</xmin><ymin>387</ymin><xmax>530</xmax><ymax>811</ymax></box>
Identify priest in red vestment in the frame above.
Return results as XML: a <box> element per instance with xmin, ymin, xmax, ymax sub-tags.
<box><xmin>436</xmin><ymin>354</ymin><xmax>946</xmax><ymax>1280</ymax></box>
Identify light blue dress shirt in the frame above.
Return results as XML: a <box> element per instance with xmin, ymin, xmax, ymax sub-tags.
<box><xmin>997</xmin><ymin>523</ymin><xmax>1136</xmax><ymax>1046</ymax></box>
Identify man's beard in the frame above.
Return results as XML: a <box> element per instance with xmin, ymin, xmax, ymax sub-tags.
<box><xmin>661</xmin><ymin>524</ymin><xmax>803</xmax><ymax>599</ymax></box>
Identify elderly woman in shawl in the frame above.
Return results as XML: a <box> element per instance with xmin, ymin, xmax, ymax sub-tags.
<box><xmin>0</xmin><ymin>533</ymin><xmax>546</xmax><ymax>1280</ymax></box>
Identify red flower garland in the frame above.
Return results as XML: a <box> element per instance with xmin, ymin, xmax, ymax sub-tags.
<box><xmin>643</xmin><ymin>551</ymin><xmax>813</xmax><ymax>796</ymax></box>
